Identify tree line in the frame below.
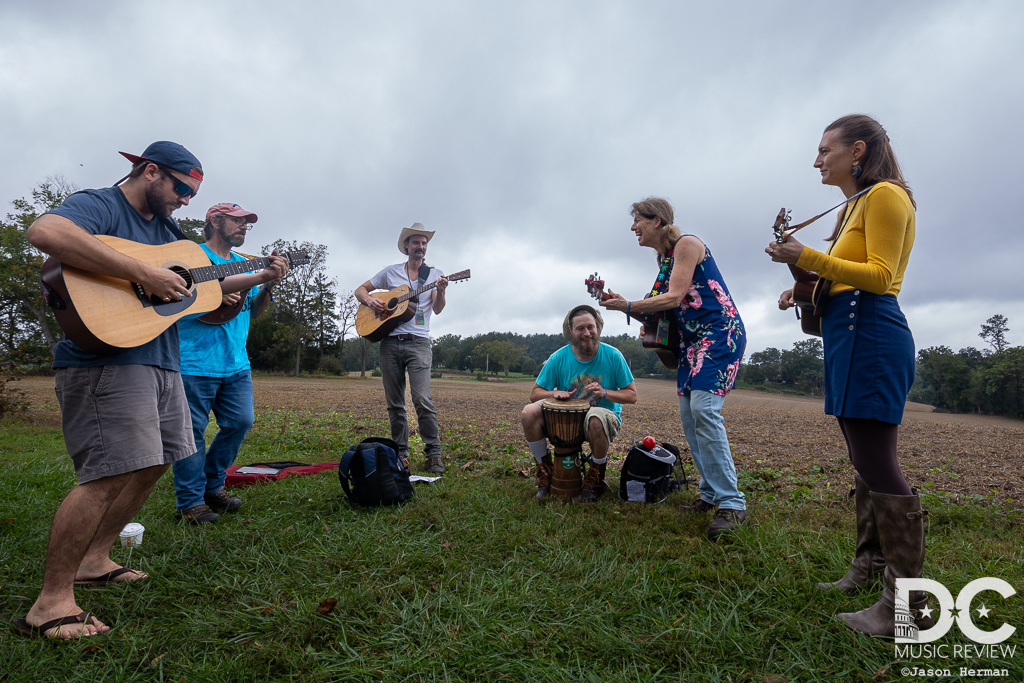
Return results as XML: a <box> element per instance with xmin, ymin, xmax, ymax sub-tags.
<box><xmin>2</xmin><ymin>181</ymin><xmax>1021</xmax><ymax>418</ymax></box>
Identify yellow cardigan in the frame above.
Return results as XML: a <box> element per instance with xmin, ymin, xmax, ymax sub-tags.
<box><xmin>796</xmin><ymin>182</ymin><xmax>915</xmax><ymax>297</ymax></box>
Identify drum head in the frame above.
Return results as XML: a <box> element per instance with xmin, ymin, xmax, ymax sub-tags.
<box><xmin>540</xmin><ymin>398</ymin><xmax>591</xmax><ymax>412</ymax></box>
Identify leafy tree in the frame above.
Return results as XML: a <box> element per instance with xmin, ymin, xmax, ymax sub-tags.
<box><xmin>979</xmin><ymin>314</ymin><xmax>1010</xmax><ymax>353</ymax></box>
<box><xmin>177</xmin><ymin>217</ymin><xmax>206</xmax><ymax>243</ymax></box>
<box><xmin>0</xmin><ymin>177</ymin><xmax>77</xmax><ymax>357</ymax></box>
<box><xmin>259</xmin><ymin>240</ymin><xmax>333</xmax><ymax>376</ymax></box>
<box><xmin>335</xmin><ymin>290</ymin><xmax>358</xmax><ymax>371</ymax></box>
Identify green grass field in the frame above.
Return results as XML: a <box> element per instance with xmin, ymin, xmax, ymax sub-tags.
<box><xmin>1</xmin><ymin>410</ymin><xmax>1022</xmax><ymax>682</ymax></box>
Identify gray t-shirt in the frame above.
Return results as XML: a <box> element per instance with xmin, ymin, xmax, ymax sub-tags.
<box><xmin>368</xmin><ymin>263</ymin><xmax>445</xmax><ymax>338</ymax></box>
<box><xmin>46</xmin><ymin>186</ymin><xmax>187</xmax><ymax>370</ymax></box>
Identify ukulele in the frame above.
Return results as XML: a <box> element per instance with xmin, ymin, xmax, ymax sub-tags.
<box><xmin>355</xmin><ymin>269</ymin><xmax>471</xmax><ymax>342</ymax></box>
<box><xmin>584</xmin><ymin>273</ymin><xmax>680</xmax><ymax>370</ymax></box>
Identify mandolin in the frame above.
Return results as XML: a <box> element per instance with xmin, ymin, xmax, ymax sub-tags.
<box><xmin>584</xmin><ymin>273</ymin><xmax>680</xmax><ymax>370</ymax></box>
<box><xmin>197</xmin><ymin>250</ymin><xmax>310</xmax><ymax>324</ymax></box>
<box><xmin>355</xmin><ymin>269</ymin><xmax>471</xmax><ymax>342</ymax></box>
<box><xmin>772</xmin><ymin>208</ymin><xmax>827</xmax><ymax>337</ymax></box>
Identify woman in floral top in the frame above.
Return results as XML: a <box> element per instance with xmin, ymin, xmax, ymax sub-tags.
<box><xmin>600</xmin><ymin>197</ymin><xmax>747</xmax><ymax>540</ymax></box>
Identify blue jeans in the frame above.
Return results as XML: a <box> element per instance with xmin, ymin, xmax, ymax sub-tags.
<box><xmin>379</xmin><ymin>336</ymin><xmax>439</xmax><ymax>456</ymax></box>
<box><xmin>172</xmin><ymin>371</ymin><xmax>255</xmax><ymax>510</ymax></box>
<box><xmin>679</xmin><ymin>390</ymin><xmax>745</xmax><ymax>510</ymax></box>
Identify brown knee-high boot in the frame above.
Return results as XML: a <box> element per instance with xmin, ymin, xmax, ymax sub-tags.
<box><xmin>838</xmin><ymin>491</ymin><xmax>932</xmax><ymax>637</ymax></box>
<box><xmin>535</xmin><ymin>454</ymin><xmax>553</xmax><ymax>500</ymax></box>
<box><xmin>818</xmin><ymin>477</ymin><xmax>885</xmax><ymax>594</ymax></box>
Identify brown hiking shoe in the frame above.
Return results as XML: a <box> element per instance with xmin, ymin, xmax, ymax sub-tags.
<box><xmin>205</xmin><ymin>488</ymin><xmax>242</xmax><ymax>513</ymax></box>
<box><xmin>535</xmin><ymin>455</ymin><xmax>553</xmax><ymax>500</ymax></box>
<box><xmin>579</xmin><ymin>462</ymin><xmax>606</xmax><ymax>503</ymax></box>
<box><xmin>426</xmin><ymin>454</ymin><xmax>446</xmax><ymax>474</ymax></box>
<box><xmin>707</xmin><ymin>508</ymin><xmax>749</xmax><ymax>540</ymax></box>
<box><xmin>175</xmin><ymin>504</ymin><xmax>219</xmax><ymax>525</ymax></box>
<box><xmin>679</xmin><ymin>498</ymin><xmax>715</xmax><ymax>513</ymax></box>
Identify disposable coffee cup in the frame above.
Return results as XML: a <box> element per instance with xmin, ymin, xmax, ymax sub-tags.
<box><xmin>119</xmin><ymin>522</ymin><xmax>145</xmax><ymax>547</ymax></box>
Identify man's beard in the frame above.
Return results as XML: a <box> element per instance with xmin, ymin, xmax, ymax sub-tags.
<box><xmin>573</xmin><ymin>334</ymin><xmax>599</xmax><ymax>356</ymax></box>
<box><xmin>218</xmin><ymin>226</ymin><xmax>245</xmax><ymax>248</ymax></box>
<box><xmin>144</xmin><ymin>184</ymin><xmax>179</xmax><ymax>219</ymax></box>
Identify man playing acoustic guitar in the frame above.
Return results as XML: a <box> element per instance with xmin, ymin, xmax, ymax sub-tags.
<box><xmin>171</xmin><ymin>203</ymin><xmax>289</xmax><ymax>525</ymax></box>
<box><xmin>14</xmin><ymin>142</ymin><xmax>284</xmax><ymax>640</ymax></box>
<box><xmin>355</xmin><ymin>224</ymin><xmax>448</xmax><ymax>474</ymax></box>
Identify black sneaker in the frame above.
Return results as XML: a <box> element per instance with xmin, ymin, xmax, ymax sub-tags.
<box><xmin>205</xmin><ymin>488</ymin><xmax>242</xmax><ymax>513</ymax></box>
<box><xmin>175</xmin><ymin>504</ymin><xmax>219</xmax><ymax>525</ymax></box>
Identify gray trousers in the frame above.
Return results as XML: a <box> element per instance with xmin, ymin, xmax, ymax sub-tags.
<box><xmin>379</xmin><ymin>336</ymin><xmax>440</xmax><ymax>457</ymax></box>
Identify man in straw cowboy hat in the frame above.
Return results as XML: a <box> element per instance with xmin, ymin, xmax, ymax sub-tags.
<box><xmin>520</xmin><ymin>304</ymin><xmax>637</xmax><ymax>501</ymax></box>
<box><xmin>355</xmin><ymin>223</ymin><xmax>449</xmax><ymax>473</ymax></box>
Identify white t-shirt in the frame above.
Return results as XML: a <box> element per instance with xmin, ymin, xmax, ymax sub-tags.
<box><xmin>368</xmin><ymin>263</ymin><xmax>445</xmax><ymax>338</ymax></box>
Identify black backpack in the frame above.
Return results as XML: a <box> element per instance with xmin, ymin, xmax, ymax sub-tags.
<box><xmin>338</xmin><ymin>437</ymin><xmax>414</xmax><ymax>507</ymax></box>
<box><xmin>618</xmin><ymin>441</ymin><xmax>686</xmax><ymax>504</ymax></box>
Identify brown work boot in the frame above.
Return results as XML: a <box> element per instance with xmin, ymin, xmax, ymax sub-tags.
<box><xmin>678</xmin><ymin>498</ymin><xmax>715</xmax><ymax>513</ymax></box>
<box><xmin>535</xmin><ymin>454</ymin><xmax>553</xmax><ymax>500</ymax></box>
<box><xmin>838</xmin><ymin>492</ymin><xmax>932</xmax><ymax>637</ymax></box>
<box><xmin>579</xmin><ymin>461</ymin><xmax>607</xmax><ymax>503</ymax></box>
<box><xmin>707</xmin><ymin>508</ymin><xmax>749</xmax><ymax>540</ymax></box>
<box><xmin>175</xmin><ymin>504</ymin><xmax>219</xmax><ymax>525</ymax></box>
<box><xmin>205</xmin><ymin>488</ymin><xmax>242</xmax><ymax>513</ymax></box>
<box><xmin>426</xmin><ymin>454</ymin><xmax>446</xmax><ymax>474</ymax></box>
<box><xmin>818</xmin><ymin>477</ymin><xmax>885</xmax><ymax>594</ymax></box>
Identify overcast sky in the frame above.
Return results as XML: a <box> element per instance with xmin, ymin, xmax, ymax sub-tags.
<box><xmin>2</xmin><ymin>0</ymin><xmax>1022</xmax><ymax>355</ymax></box>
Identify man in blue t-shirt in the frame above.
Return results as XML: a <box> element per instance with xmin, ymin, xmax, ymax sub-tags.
<box><xmin>172</xmin><ymin>202</ymin><xmax>289</xmax><ymax>524</ymax></box>
<box><xmin>521</xmin><ymin>305</ymin><xmax>637</xmax><ymax>502</ymax></box>
<box><xmin>15</xmin><ymin>143</ymin><xmax>285</xmax><ymax>641</ymax></box>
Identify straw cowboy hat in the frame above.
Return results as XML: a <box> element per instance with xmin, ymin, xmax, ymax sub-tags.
<box><xmin>397</xmin><ymin>223</ymin><xmax>435</xmax><ymax>254</ymax></box>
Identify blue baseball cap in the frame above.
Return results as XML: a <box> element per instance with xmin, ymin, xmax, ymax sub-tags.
<box><xmin>120</xmin><ymin>141</ymin><xmax>203</xmax><ymax>180</ymax></box>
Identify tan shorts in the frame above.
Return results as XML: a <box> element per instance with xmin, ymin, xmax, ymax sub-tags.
<box><xmin>55</xmin><ymin>365</ymin><xmax>195</xmax><ymax>484</ymax></box>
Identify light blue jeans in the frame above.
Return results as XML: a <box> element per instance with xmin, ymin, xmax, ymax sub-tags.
<box><xmin>679</xmin><ymin>390</ymin><xmax>745</xmax><ymax>510</ymax></box>
<box><xmin>379</xmin><ymin>336</ymin><xmax>440</xmax><ymax>457</ymax></box>
<box><xmin>172</xmin><ymin>371</ymin><xmax>255</xmax><ymax>511</ymax></box>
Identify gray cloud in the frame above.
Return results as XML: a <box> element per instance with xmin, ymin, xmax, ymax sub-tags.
<box><xmin>2</xmin><ymin>0</ymin><xmax>1021</xmax><ymax>353</ymax></box>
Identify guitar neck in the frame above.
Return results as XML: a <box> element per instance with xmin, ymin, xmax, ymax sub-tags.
<box><xmin>393</xmin><ymin>270</ymin><xmax>469</xmax><ymax>305</ymax></box>
<box><xmin>189</xmin><ymin>255</ymin><xmax>276</xmax><ymax>284</ymax></box>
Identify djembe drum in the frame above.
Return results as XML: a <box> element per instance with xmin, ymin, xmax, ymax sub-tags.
<box><xmin>540</xmin><ymin>398</ymin><xmax>590</xmax><ymax>500</ymax></box>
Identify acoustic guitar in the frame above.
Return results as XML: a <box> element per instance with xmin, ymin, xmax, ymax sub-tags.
<box><xmin>356</xmin><ymin>269</ymin><xmax>471</xmax><ymax>342</ymax></box>
<box><xmin>584</xmin><ymin>273</ymin><xmax>680</xmax><ymax>370</ymax></box>
<box><xmin>197</xmin><ymin>250</ymin><xmax>310</xmax><ymax>324</ymax></box>
<box><xmin>41</xmin><ymin>235</ymin><xmax>288</xmax><ymax>354</ymax></box>
<box><xmin>772</xmin><ymin>207</ymin><xmax>828</xmax><ymax>337</ymax></box>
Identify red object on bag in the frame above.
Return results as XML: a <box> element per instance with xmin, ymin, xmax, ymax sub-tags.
<box><xmin>224</xmin><ymin>462</ymin><xmax>339</xmax><ymax>488</ymax></box>
<box><xmin>642</xmin><ymin>436</ymin><xmax>657</xmax><ymax>450</ymax></box>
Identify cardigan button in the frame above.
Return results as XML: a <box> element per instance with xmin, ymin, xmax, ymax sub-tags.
<box><xmin>848</xmin><ymin>325</ymin><xmax>855</xmax><ymax>331</ymax></box>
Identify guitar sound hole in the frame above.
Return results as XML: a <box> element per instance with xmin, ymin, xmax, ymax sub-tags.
<box><xmin>169</xmin><ymin>266</ymin><xmax>194</xmax><ymax>289</ymax></box>
<box><xmin>386</xmin><ymin>298</ymin><xmax>399</xmax><ymax>310</ymax></box>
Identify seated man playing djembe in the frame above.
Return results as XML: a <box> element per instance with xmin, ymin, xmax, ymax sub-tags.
<box><xmin>521</xmin><ymin>305</ymin><xmax>637</xmax><ymax>502</ymax></box>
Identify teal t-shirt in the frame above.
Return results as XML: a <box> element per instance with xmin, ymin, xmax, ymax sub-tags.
<box><xmin>535</xmin><ymin>343</ymin><xmax>635</xmax><ymax>418</ymax></box>
<box><xmin>178</xmin><ymin>245</ymin><xmax>257</xmax><ymax>377</ymax></box>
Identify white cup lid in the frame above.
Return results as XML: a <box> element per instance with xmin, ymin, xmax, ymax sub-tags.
<box><xmin>120</xmin><ymin>522</ymin><xmax>145</xmax><ymax>535</ymax></box>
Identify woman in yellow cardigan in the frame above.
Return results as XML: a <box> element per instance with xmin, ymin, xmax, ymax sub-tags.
<box><xmin>766</xmin><ymin>114</ymin><xmax>932</xmax><ymax>638</ymax></box>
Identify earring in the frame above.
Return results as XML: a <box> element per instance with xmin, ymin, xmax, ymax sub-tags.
<box><xmin>851</xmin><ymin>160</ymin><xmax>863</xmax><ymax>178</ymax></box>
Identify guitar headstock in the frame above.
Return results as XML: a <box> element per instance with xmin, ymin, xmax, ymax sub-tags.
<box><xmin>772</xmin><ymin>208</ymin><xmax>791</xmax><ymax>243</ymax></box>
<box><xmin>447</xmin><ymin>269</ymin><xmax>470</xmax><ymax>282</ymax></box>
<box><xmin>287</xmin><ymin>251</ymin><xmax>311</xmax><ymax>266</ymax></box>
<box><xmin>585</xmin><ymin>273</ymin><xmax>606</xmax><ymax>301</ymax></box>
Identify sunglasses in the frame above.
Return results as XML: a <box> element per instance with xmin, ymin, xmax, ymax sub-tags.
<box><xmin>223</xmin><ymin>215</ymin><xmax>254</xmax><ymax>231</ymax></box>
<box><xmin>159</xmin><ymin>166</ymin><xmax>198</xmax><ymax>199</ymax></box>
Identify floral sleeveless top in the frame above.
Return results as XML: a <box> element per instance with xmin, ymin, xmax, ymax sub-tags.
<box><xmin>650</xmin><ymin>237</ymin><xmax>745</xmax><ymax>396</ymax></box>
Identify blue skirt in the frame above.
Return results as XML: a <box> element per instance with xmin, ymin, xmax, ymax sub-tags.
<box><xmin>822</xmin><ymin>291</ymin><xmax>914</xmax><ymax>424</ymax></box>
